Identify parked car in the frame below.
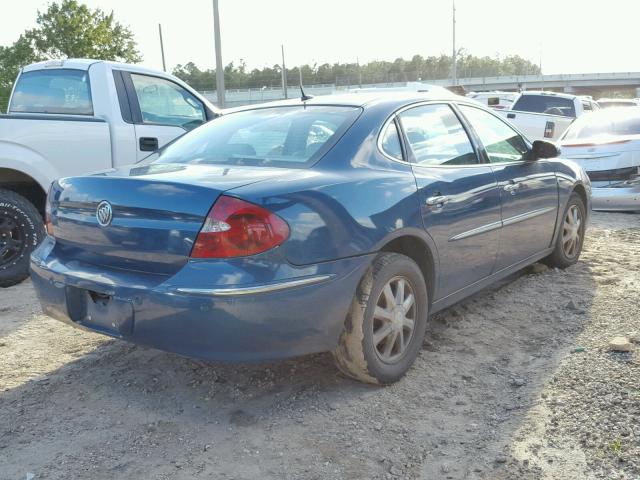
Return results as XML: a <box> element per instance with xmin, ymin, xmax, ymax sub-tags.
<box><xmin>560</xmin><ymin>107</ymin><xmax>640</xmax><ymax>211</ymax></box>
<box><xmin>496</xmin><ymin>91</ymin><xmax>599</xmax><ymax>141</ymax></box>
<box><xmin>0</xmin><ymin>59</ymin><xmax>219</xmax><ymax>287</ymax></box>
<box><xmin>30</xmin><ymin>92</ymin><xmax>591</xmax><ymax>384</ymax></box>
<box><xmin>560</xmin><ymin>107</ymin><xmax>640</xmax><ymax>184</ymax></box>
<box><xmin>597</xmin><ymin>98</ymin><xmax>639</xmax><ymax>109</ymax></box>
<box><xmin>590</xmin><ymin>177</ymin><xmax>640</xmax><ymax>211</ymax></box>
<box><xmin>466</xmin><ymin>91</ymin><xmax>518</xmax><ymax>110</ymax></box>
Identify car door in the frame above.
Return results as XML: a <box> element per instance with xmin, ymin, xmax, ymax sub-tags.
<box><xmin>396</xmin><ymin>103</ymin><xmax>502</xmax><ymax>299</ymax></box>
<box><xmin>457</xmin><ymin>104</ymin><xmax>559</xmax><ymax>271</ymax></box>
<box><xmin>123</xmin><ymin>72</ymin><xmax>208</xmax><ymax>161</ymax></box>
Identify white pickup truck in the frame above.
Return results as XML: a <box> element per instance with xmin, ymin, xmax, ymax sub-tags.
<box><xmin>496</xmin><ymin>91</ymin><xmax>600</xmax><ymax>142</ymax></box>
<box><xmin>0</xmin><ymin>59</ymin><xmax>219</xmax><ymax>286</ymax></box>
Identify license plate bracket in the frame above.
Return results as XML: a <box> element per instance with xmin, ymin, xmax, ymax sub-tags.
<box><xmin>65</xmin><ymin>287</ymin><xmax>134</xmax><ymax>337</ymax></box>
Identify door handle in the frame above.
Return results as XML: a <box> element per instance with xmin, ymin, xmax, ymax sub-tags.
<box><xmin>426</xmin><ymin>195</ymin><xmax>450</xmax><ymax>208</ymax></box>
<box><xmin>507</xmin><ymin>113</ymin><xmax>516</xmax><ymax>119</ymax></box>
<box><xmin>503</xmin><ymin>182</ymin><xmax>522</xmax><ymax>194</ymax></box>
<box><xmin>139</xmin><ymin>137</ymin><xmax>159</xmax><ymax>152</ymax></box>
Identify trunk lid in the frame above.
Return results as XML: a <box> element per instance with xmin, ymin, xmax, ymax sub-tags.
<box><xmin>50</xmin><ymin>163</ymin><xmax>293</xmax><ymax>274</ymax></box>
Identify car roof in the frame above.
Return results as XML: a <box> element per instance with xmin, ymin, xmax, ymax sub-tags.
<box><xmin>22</xmin><ymin>58</ymin><xmax>180</xmax><ymax>78</ymax></box>
<box><xmin>223</xmin><ymin>90</ymin><xmax>467</xmax><ymax>114</ymax></box>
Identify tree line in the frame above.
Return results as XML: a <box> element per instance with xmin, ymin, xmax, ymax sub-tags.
<box><xmin>173</xmin><ymin>53</ymin><xmax>541</xmax><ymax>91</ymax></box>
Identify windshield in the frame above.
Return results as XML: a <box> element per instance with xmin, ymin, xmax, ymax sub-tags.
<box><xmin>153</xmin><ymin>105</ymin><xmax>361</xmax><ymax>168</ymax></box>
<box><xmin>562</xmin><ymin>110</ymin><xmax>640</xmax><ymax>140</ymax></box>
<box><xmin>513</xmin><ymin>95</ymin><xmax>576</xmax><ymax>117</ymax></box>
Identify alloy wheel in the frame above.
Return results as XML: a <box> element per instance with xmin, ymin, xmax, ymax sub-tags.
<box><xmin>372</xmin><ymin>276</ymin><xmax>417</xmax><ymax>364</ymax></box>
<box><xmin>0</xmin><ymin>213</ymin><xmax>25</xmax><ymax>268</ymax></box>
<box><xmin>562</xmin><ymin>204</ymin><xmax>582</xmax><ymax>258</ymax></box>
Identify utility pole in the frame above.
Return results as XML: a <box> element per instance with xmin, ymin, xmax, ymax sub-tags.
<box><xmin>158</xmin><ymin>24</ymin><xmax>166</xmax><ymax>72</ymax></box>
<box><xmin>281</xmin><ymin>45</ymin><xmax>288</xmax><ymax>99</ymax></box>
<box><xmin>212</xmin><ymin>0</ymin><xmax>225</xmax><ymax>107</ymax></box>
<box><xmin>298</xmin><ymin>65</ymin><xmax>303</xmax><ymax>86</ymax></box>
<box><xmin>452</xmin><ymin>0</ymin><xmax>457</xmax><ymax>86</ymax></box>
<box><xmin>357</xmin><ymin>56</ymin><xmax>362</xmax><ymax>88</ymax></box>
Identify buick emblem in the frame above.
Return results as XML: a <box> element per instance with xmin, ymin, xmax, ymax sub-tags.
<box><xmin>96</xmin><ymin>201</ymin><xmax>113</xmax><ymax>227</ymax></box>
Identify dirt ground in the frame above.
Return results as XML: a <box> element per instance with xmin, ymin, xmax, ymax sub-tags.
<box><xmin>0</xmin><ymin>212</ymin><xmax>638</xmax><ymax>480</ymax></box>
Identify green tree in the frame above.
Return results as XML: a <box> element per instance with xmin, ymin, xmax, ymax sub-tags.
<box><xmin>27</xmin><ymin>0</ymin><xmax>141</xmax><ymax>62</ymax></box>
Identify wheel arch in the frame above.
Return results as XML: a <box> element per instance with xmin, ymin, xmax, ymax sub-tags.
<box><xmin>0</xmin><ymin>168</ymin><xmax>48</xmax><ymax>216</ymax></box>
<box><xmin>378</xmin><ymin>233</ymin><xmax>438</xmax><ymax>306</ymax></box>
<box><xmin>572</xmin><ymin>182</ymin><xmax>588</xmax><ymax>209</ymax></box>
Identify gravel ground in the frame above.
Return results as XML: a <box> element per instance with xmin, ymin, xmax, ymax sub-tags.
<box><xmin>0</xmin><ymin>211</ymin><xmax>638</xmax><ymax>480</ymax></box>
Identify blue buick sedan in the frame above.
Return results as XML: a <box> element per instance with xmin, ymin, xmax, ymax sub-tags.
<box><xmin>30</xmin><ymin>92</ymin><xmax>591</xmax><ymax>384</ymax></box>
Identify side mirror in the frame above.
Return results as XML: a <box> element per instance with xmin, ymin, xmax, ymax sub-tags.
<box><xmin>531</xmin><ymin>140</ymin><xmax>560</xmax><ymax>160</ymax></box>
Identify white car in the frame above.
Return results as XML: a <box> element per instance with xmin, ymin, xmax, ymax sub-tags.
<box><xmin>560</xmin><ymin>108</ymin><xmax>640</xmax><ymax>211</ymax></box>
<box><xmin>560</xmin><ymin>107</ymin><xmax>640</xmax><ymax>184</ymax></box>
<box><xmin>0</xmin><ymin>59</ymin><xmax>220</xmax><ymax>286</ymax></box>
<box><xmin>597</xmin><ymin>98</ymin><xmax>639</xmax><ymax>109</ymax></box>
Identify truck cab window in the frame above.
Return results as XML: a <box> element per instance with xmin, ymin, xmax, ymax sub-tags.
<box><xmin>130</xmin><ymin>74</ymin><xmax>206</xmax><ymax>130</ymax></box>
<box><xmin>9</xmin><ymin>69</ymin><xmax>93</xmax><ymax>115</ymax></box>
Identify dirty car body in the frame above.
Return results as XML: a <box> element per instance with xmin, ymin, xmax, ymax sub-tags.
<box><xmin>30</xmin><ymin>92</ymin><xmax>591</xmax><ymax>364</ymax></box>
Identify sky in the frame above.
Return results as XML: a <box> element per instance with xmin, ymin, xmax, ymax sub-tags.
<box><xmin>2</xmin><ymin>0</ymin><xmax>640</xmax><ymax>76</ymax></box>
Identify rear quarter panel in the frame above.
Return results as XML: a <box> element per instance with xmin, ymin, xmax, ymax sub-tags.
<box><xmin>227</xmin><ymin>103</ymin><xmax>432</xmax><ymax>267</ymax></box>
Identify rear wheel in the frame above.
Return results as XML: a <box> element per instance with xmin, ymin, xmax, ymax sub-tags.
<box><xmin>544</xmin><ymin>192</ymin><xmax>586</xmax><ymax>269</ymax></box>
<box><xmin>0</xmin><ymin>189</ymin><xmax>45</xmax><ymax>287</ymax></box>
<box><xmin>332</xmin><ymin>253</ymin><xmax>428</xmax><ymax>384</ymax></box>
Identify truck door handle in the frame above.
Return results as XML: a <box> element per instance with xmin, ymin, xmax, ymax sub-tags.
<box><xmin>426</xmin><ymin>195</ymin><xmax>450</xmax><ymax>208</ymax></box>
<box><xmin>507</xmin><ymin>113</ymin><xmax>516</xmax><ymax>119</ymax></box>
<box><xmin>139</xmin><ymin>137</ymin><xmax>159</xmax><ymax>152</ymax></box>
<box><xmin>503</xmin><ymin>182</ymin><xmax>522</xmax><ymax>194</ymax></box>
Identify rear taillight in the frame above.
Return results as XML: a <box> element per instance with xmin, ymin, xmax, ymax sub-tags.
<box><xmin>544</xmin><ymin>121</ymin><xmax>555</xmax><ymax>139</ymax></box>
<box><xmin>191</xmin><ymin>195</ymin><xmax>289</xmax><ymax>258</ymax></box>
<box><xmin>45</xmin><ymin>185</ymin><xmax>54</xmax><ymax>236</ymax></box>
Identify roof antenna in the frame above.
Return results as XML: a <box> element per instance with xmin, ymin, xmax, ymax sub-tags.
<box><xmin>300</xmin><ymin>83</ymin><xmax>313</xmax><ymax>102</ymax></box>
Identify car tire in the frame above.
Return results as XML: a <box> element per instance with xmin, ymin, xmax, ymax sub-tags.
<box><xmin>543</xmin><ymin>192</ymin><xmax>586</xmax><ymax>269</ymax></box>
<box><xmin>332</xmin><ymin>252</ymin><xmax>428</xmax><ymax>384</ymax></box>
<box><xmin>0</xmin><ymin>188</ymin><xmax>45</xmax><ymax>288</ymax></box>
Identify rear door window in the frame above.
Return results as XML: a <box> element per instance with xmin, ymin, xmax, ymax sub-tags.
<box><xmin>380</xmin><ymin>121</ymin><xmax>404</xmax><ymax>160</ymax></box>
<box><xmin>398</xmin><ymin>104</ymin><xmax>478</xmax><ymax>166</ymax></box>
<box><xmin>9</xmin><ymin>69</ymin><xmax>93</xmax><ymax>115</ymax></box>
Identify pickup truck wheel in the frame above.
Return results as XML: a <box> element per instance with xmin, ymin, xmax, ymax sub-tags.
<box><xmin>543</xmin><ymin>192</ymin><xmax>586</xmax><ymax>269</ymax></box>
<box><xmin>332</xmin><ymin>253</ymin><xmax>428</xmax><ymax>384</ymax></box>
<box><xmin>0</xmin><ymin>189</ymin><xmax>44</xmax><ymax>287</ymax></box>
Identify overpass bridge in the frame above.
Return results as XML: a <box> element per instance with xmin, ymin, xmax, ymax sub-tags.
<box><xmin>429</xmin><ymin>72</ymin><xmax>640</xmax><ymax>95</ymax></box>
<box><xmin>201</xmin><ymin>72</ymin><xmax>640</xmax><ymax>107</ymax></box>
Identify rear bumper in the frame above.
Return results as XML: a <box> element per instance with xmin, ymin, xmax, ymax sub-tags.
<box><xmin>30</xmin><ymin>237</ymin><xmax>372</xmax><ymax>361</ymax></box>
<box><xmin>592</xmin><ymin>184</ymin><xmax>640</xmax><ymax>212</ymax></box>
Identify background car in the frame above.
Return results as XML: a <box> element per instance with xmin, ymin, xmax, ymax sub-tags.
<box><xmin>560</xmin><ymin>107</ymin><xmax>640</xmax><ymax>185</ymax></box>
<box><xmin>597</xmin><ymin>98</ymin><xmax>639</xmax><ymax>108</ymax></box>
<box><xmin>30</xmin><ymin>93</ymin><xmax>590</xmax><ymax>384</ymax></box>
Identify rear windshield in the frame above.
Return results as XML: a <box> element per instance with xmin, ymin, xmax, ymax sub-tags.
<box><xmin>154</xmin><ymin>105</ymin><xmax>361</xmax><ymax>168</ymax></box>
<box><xmin>513</xmin><ymin>95</ymin><xmax>576</xmax><ymax>118</ymax></box>
<box><xmin>563</xmin><ymin>111</ymin><xmax>640</xmax><ymax>140</ymax></box>
<box><xmin>9</xmin><ymin>69</ymin><xmax>93</xmax><ymax>115</ymax></box>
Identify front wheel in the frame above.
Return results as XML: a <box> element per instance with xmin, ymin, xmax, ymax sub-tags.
<box><xmin>544</xmin><ymin>192</ymin><xmax>586</xmax><ymax>269</ymax></box>
<box><xmin>332</xmin><ymin>253</ymin><xmax>429</xmax><ymax>384</ymax></box>
<box><xmin>0</xmin><ymin>189</ymin><xmax>45</xmax><ymax>287</ymax></box>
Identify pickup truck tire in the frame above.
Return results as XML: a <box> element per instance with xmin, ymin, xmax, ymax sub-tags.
<box><xmin>0</xmin><ymin>189</ymin><xmax>45</xmax><ymax>287</ymax></box>
<box><xmin>543</xmin><ymin>192</ymin><xmax>586</xmax><ymax>269</ymax></box>
<box><xmin>333</xmin><ymin>253</ymin><xmax>428</xmax><ymax>384</ymax></box>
